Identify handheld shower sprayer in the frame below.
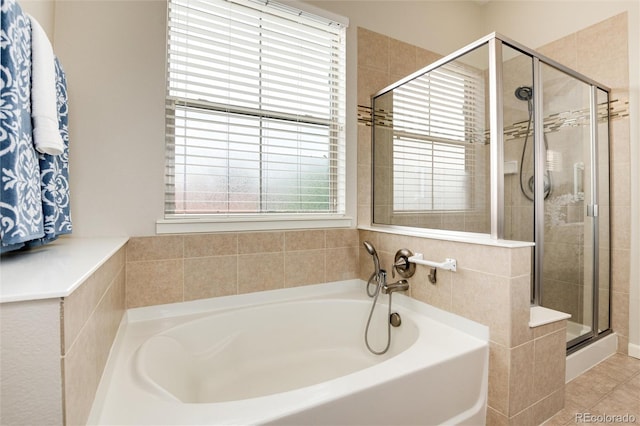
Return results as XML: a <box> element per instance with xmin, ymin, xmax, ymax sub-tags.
<box><xmin>514</xmin><ymin>85</ymin><xmax>552</xmax><ymax>201</ymax></box>
<box><xmin>363</xmin><ymin>241</ymin><xmax>380</xmax><ymax>277</ymax></box>
<box><xmin>515</xmin><ymin>86</ymin><xmax>533</xmax><ymax>102</ymax></box>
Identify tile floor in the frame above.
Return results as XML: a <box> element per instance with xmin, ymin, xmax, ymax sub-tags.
<box><xmin>544</xmin><ymin>354</ymin><xmax>640</xmax><ymax>425</ymax></box>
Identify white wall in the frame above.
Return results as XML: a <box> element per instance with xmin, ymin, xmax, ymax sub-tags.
<box><xmin>20</xmin><ymin>0</ymin><xmax>55</xmax><ymax>39</ymax></box>
<box><xmin>307</xmin><ymin>0</ymin><xmax>485</xmax><ymax>56</ymax></box>
<box><xmin>53</xmin><ymin>0</ymin><xmax>167</xmax><ymax>238</ymax></box>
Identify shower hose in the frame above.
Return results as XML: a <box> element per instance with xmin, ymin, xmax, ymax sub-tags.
<box><xmin>364</xmin><ymin>272</ymin><xmax>393</xmax><ymax>355</ymax></box>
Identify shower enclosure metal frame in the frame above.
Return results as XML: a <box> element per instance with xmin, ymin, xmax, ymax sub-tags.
<box><xmin>371</xmin><ymin>32</ymin><xmax>612</xmax><ymax>353</ymax></box>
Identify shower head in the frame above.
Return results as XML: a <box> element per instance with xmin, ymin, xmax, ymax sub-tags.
<box><xmin>363</xmin><ymin>241</ymin><xmax>377</xmax><ymax>257</ymax></box>
<box><xmin>515</xmin><ymin>86</ymin><xmax>533</xmax><ymax>101</ymax></box>
<box><xmin>363</xmin><ymin>241</ymin><xmax>381</xmax><ymax>275</ymax></box>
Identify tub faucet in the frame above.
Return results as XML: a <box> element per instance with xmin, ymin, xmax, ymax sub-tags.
<box><xmin>382</xmin><ymin>279</ymin><xmax>409</xmax><ymax>294</ymax></box>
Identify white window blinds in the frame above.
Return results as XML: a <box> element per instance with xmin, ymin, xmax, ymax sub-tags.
<box><xmin>165</xmin><ymin>0</ymin><xmax>347</xmax><ymax>216</ymax></box>
<box><xmin>391</xmin><ymin>62</ymin><xmax>485</xmax><ymax>211</ymax></box>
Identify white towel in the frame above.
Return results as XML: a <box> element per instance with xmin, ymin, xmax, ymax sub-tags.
<box><xmin>29</xmin><ymin>15</ymin><xmax>64</xmax><ymax>156</ymax></box>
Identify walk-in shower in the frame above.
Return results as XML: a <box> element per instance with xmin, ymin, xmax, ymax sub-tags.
<box><xmin>371</xmin><ymin>33</ymin><xmax>611</xmax><ymax>352</ymax></box>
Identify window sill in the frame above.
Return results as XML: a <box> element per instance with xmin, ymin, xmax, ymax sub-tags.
<box><xmin>156</xmin><ymin>215</ymin><xmax>353</xmax><ymax>234</ymax></box>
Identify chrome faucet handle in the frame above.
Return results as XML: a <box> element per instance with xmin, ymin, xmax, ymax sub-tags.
<box><xmin>393</xmin><ymin>249</ymin><xmax>416</xmax><ymax>278</ymax></box>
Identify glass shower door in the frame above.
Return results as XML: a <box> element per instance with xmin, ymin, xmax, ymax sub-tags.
<box><xmin>539</xmin><ymin>63</ymin><xmax>597</xmax><ymax>346</ymax></box>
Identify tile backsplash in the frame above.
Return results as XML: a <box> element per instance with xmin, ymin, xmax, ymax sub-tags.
<box><xmin>125</xmin><ymin>229</ymin><xmax>360</xmax><ymax>308</ymax></box>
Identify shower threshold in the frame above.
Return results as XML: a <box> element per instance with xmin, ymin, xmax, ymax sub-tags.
<box><xmin>565</xmin><ymin>332</ymin><xmax>617</xmax><ymax>382</ymax></box>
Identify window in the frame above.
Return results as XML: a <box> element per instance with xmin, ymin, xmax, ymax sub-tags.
<box><xmin>391</xmin><ymin>62</ymin><xmax>485</xmax><ymax>212</ymax></box>
<box><xmin>164</xmin><ymin>0</ymin><xmax>347</xmax><ymax>219</ymax></box>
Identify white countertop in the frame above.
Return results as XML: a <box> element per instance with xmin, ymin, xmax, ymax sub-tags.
<box><xmin>0</xmin><ymin>236</ymin><xmax>128</xmax><ymax>303</ymax></box>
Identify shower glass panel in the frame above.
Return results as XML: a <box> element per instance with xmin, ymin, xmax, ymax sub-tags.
<box><xmin>501</xmin><ymin>45</ymin><xmax>535</xmax><ymax>300</ymax></box>
<box><xmin>372</xmin><ymin>44</ymin><xmax>490</xmax><ymax>233</ymax></box>
<box><xmin>537</xmin><ymin>63</ymin><xmax>595</xmax><ymax>345</ymax></box>
<box><xmin>371</xmin><ymin>34</ymin><xmax>612</xmax><ymax>352</ymax></box>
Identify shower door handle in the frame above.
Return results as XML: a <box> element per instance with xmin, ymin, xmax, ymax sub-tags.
<box><xmin>587</xmin><ymin>204</ymin><xmax>599</xmax><ymax>217</ymax></box>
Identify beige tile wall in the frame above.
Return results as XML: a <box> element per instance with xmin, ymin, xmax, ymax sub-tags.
<box><xmin>125</xmin><ymin>229</ymin><xmax>360</xmax><ymax>308</ymax></box>
<box><xmin>61</xmin><ymin>246</ymin><xmax>126</xmax><ymax>425</ymax></box>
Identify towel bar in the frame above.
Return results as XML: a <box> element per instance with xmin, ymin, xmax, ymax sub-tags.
<box><xmin>407</xmin><ymin>253</ymin><xmax>457</xmax><ymax>272</ymax></box>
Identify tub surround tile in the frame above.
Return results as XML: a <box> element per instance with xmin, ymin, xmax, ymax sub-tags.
<box><xmin>410</xmin><ymin>266</ymin><xmax>453</xmax><ymax>312</ymax></box>
<box><xmin>533</xmin><ymin>329</ymin><xmax>567</xmax><ymax>403</ymax></box>
<box><xmin>285</xmin><ymin>248</ymin><xmax>326</xmax><ymax>287</ymax></box>
<box><xmin>127</xmin><ymin>235</ymin><xmax>183</xmax><ymax>261</ymax></box>
<box><xmin>451</xmin><ymin>269</ymin><xmax>510</xmax><ymax>346</ymax></box>
<box><xmin>510</xmin><ymin>275</ymin><xmax>535</xmax><ymax>347</ymax></box>
<box><xmin>64</xmin><ymin>322</ymin><xmax>100</xmax><ymax>426</ymax></box>
<box><xmin>238</xmin><ymin>231</ymin><xmax>284</xmax><ymax>254</ymax></box>
<box><xmin>126</xmin><ymin>229</ymin><xmax>359</xmax><ymax>308</ymax></box>
<box><xmin>63</xmin><ymin>274</ymin><xmax>99</xmax><ymax>353</ymax></box>
<box><xmin>532</xmin><ymin>319</ymin><xmax>566</xmax><ymax>340</ymax></box>
<box><xmin>325</xmin><ymin>246</ymin><xmax>359</xmax><ymax>282</ymax></box>
<box><xmin>63</xmin><ymin>246</ymin><xmax>126</xmax><ymax>353</ymax></box>
<box><xmin>65</xmin><ymin>269</ymin><xmax>125</xmax><ymax>425</ymax></box>
<box><xmin>237</xmin><ymin>253</ymin><xmax>285</xmax><ymax>294</ymax></box>
<box><xmin>285</xmin><ymin>229</ymin><xmax>325</xmax><ymax>251</ymax></box>
<box><xmin>184</xmin><ymin>256</ymin><xmax>238</xmax><ymax>301</ymax></box>
<box><xmin>184</xmin><ymin>233</ymin><xmax>238</xmax><ymax>258</ymax></box>
<box><xmin>509</xmin><ymin>341</ymin><xmax>535</xmax><ymax>415</ymax></box>
<box><xmin>326</xmin><ymin>228</ymin><xmax>359</xmax><ymax>249</ymax></box>
<box><xmin>488</xmin><ymin>342</ymin><xmax>510</xmax><ymax>416</ymax></box>
<box><xmin>126</xmin><ymin>259</ymin><xmax>184</xmax><ymax>308</ymax></box>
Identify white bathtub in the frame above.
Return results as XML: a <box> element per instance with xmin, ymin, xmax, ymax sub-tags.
<box><xmin>89</xmin><ymin>280</ymin><xmax>489</xmax><ymax>425</ymax></box>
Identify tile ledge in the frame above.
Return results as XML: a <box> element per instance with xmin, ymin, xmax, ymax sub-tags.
<box><xmin>0</xmin><ymin>236</ymin><xmax>129</xmax><ymax>303</ymax></box>
<box><xmin>529</xmin><ymin>305</ymin><xmax>571</xmax><ymax>328</ymax></box>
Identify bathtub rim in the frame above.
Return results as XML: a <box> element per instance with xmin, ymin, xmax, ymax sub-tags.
<box><xmin>124</xmin><ymin>279</ymin><xmax>489</xmax><ymax>341</ymax></box>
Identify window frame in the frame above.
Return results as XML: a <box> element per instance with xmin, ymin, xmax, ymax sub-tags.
<box><xmin>159</xmin><ymin>0</ymin><xmax>351</xmax><ymax>233</ymax></box>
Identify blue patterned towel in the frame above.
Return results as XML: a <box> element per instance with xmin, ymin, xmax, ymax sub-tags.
<box><xmin>1</xmin><ymin>0</ymin><xmax>44</xmax><ymax>252</ymax></box>
<box><xmin>0</xmin><ymin>0</ymin><xmax>71</xmax><ymax>253</ymax></box>
<box><xmin>33</xmin><ymin>58</ymin><xmax>72</xmax><ymax>247</ymax></box>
